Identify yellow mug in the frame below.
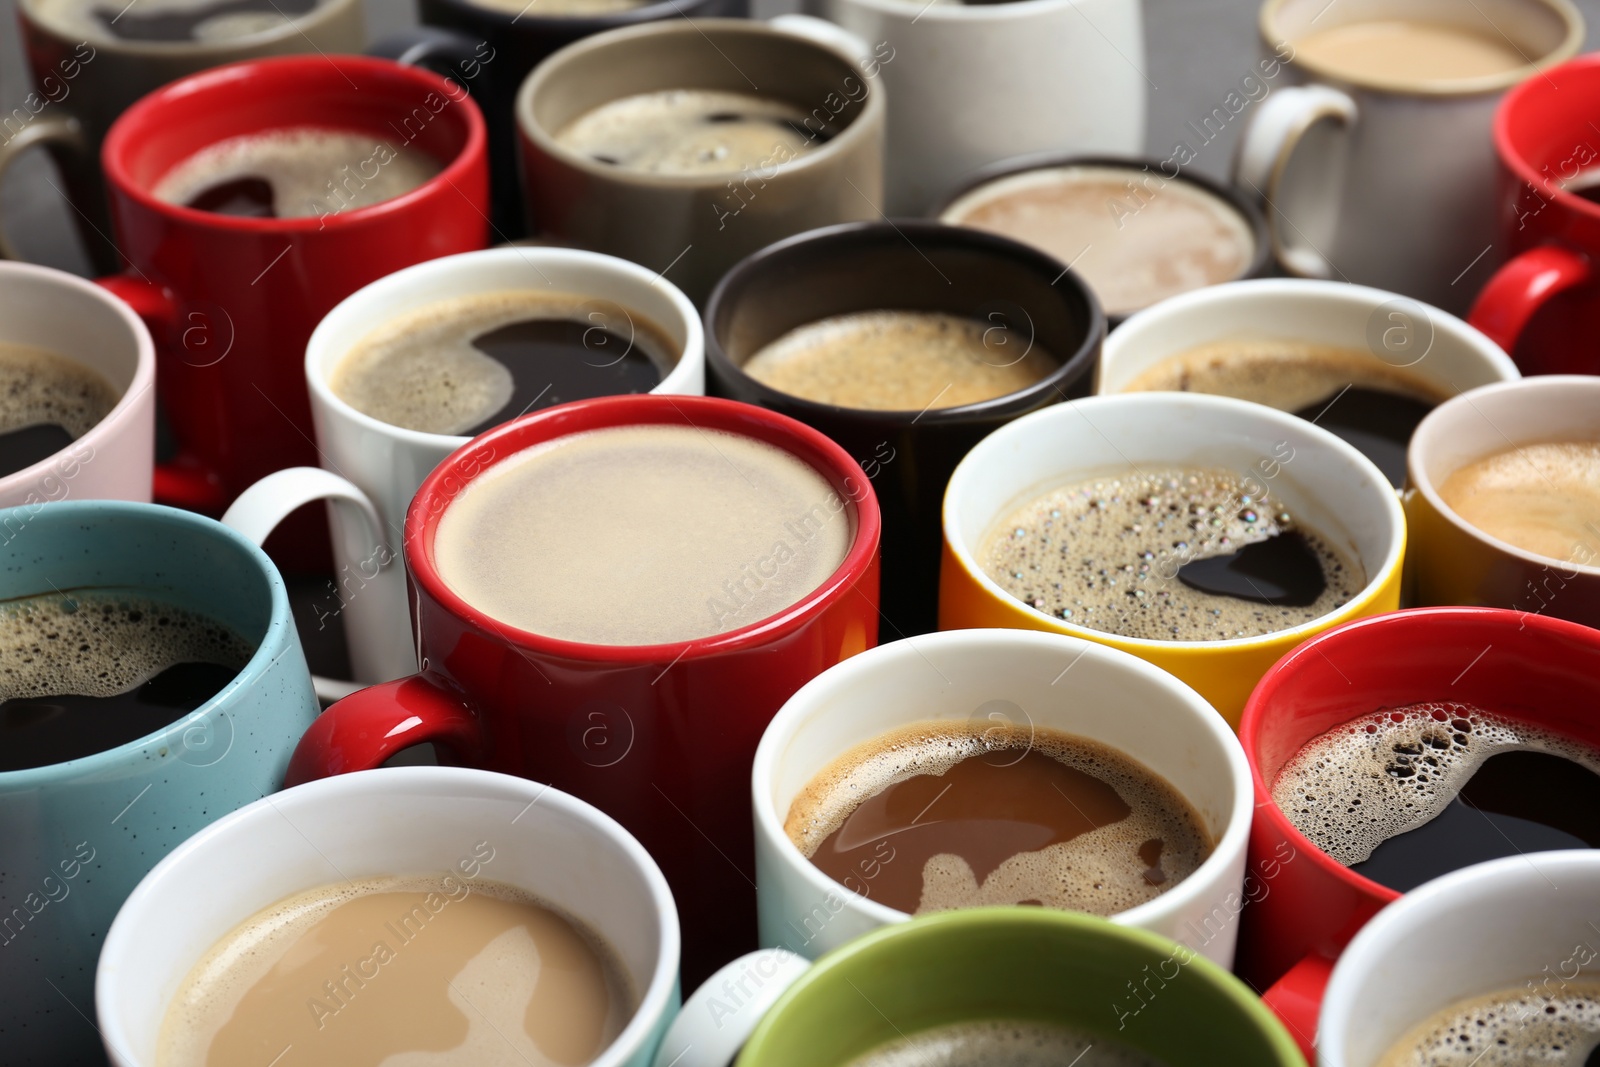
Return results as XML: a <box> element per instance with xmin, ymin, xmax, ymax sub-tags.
<box><xmin>939</xmin><ymin>392</ymin><xmax>1406</xmax><ymax>726</ymax></box>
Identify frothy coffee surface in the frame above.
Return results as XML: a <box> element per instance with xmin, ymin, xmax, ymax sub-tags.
<box><xmin>153</xmin><ymin>128</ymin><xmax>441</xmax><ymax>219</ymax></box>
<box><xmin>464</xmin><ymin>0</ymin><xmax>648</xmax><ymax>13</ymax></box>
<box><xmin>979</xmin><ymin>467</ymin><xmax>1364</xmax><ymax>641</ymax></box>
<box><xmin>433</xmin><ymin>424</ymin><xmax>852</xmax><ymax>645</ymax></box>
<box><xmin>1377</xmin><ymin>981</ymin><xmax>1600</xmax><ymax>1067</ymax></box>
<box><xmin>330</xmin><ymin>290</ymin><xmax>677</xmax><ymax>436</ymax></box>
<box><xmin>742</xmin><ymin>311</ymin><xmax>1056</xmax><ymax>412</ymax></box>
<box><xmin>848</xmin><ymin>1020</ymin><xmax>1169</xmax><ymax>1067</ymax></box>
<box><xmin>33</xmin><ymin>0</ymin><xmax>318</xmax><ymax>43</ymax></box>
<box><xmin>1438</xmin><ymin>442</ymin><xmax>1600</xmax><ymax>564</ymax></box>
<box><xmin>0</xmin><ymin>341</ymin><xmax>118</xmax><ymax>438</ymax></box>
<box><xmin>157</xmin><ymin>875</ymin><xmax>632</xmax><ymax>1067</ymax></box>
<box><xmin>1294</xmin><ymin>20</ymin><xmax>1528</xmax><ymax>84</ymax></box>
<box><xmin>786</xmin><ymin>721</ymin><xmax>1212</xmax><ymax>917</ymax></box>
<box><xmin>942</xmin><ymin>167</ymin><xmax>1254</xmax><ymax>316</ymax></box>
<box><xmin>554</xmin><ymin>89</ymin><xmax>822</xmax><ymax>175</ymax></box>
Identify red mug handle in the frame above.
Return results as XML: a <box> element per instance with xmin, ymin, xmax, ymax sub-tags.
<box><xmin>96</xmin><ymin>272</ymin><xmax>230</xmax><ymax>512</ymax></box>
<box><xmin>284</xmin><ymin>674</ymin><xmax>488</xmax><ymax>786</ymax></box>
<box><xmin>1467</xmin><ymin>244</ymin><xmax>1591</xmax><ymax>365</ymax></box>
<box><xmin>1260</xmin><ymin>951</ymin><xmax>1334</xmax><ymax>1063</ymax></box>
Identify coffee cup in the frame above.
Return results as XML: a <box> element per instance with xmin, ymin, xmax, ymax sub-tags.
<box><xmin>1099</xmin><ymin>278</ymin><xmax>1519</xmax><ymax>487</ymax></box>
<box><xmin>96</xmin><ymin>55</ymin><xmax>490</xmax><ymax>563</ymax></box>
<box><xmin>96</xmin><ymin>765</ymin><xmax>681</xmax><ymax>1067</ymax></box>
<box><xmin>0</xmin><ymin>260</ymin><xmax>156</xmax><ymax>509</ymax></box>
<box><xmin>515</xmin><ymin>17</ymin><xmax>886</xmax><ymax>305</ymax></box>
<box><xmin>707</xmin><ymin>220</ymin><xmax>1102</xmax><ymax>636</ymax></box>
<box><xmin>220</xmin><ymin>246</ymin><xmax>705</xmax><ymax>699</ymax></box>
<box><xmin>1234</xmin><ymin>0</ymin><xmax>1583</xmax><ymax>314</ymax></box>
<box><xmin>1405</xmin><ymin>375</ymin><xmax>1600</xmax><ymax>627</ymax></box>
<box><xmin>1468</xmin><ymin>53</ymin><xmax>1600</xmax><ymax>375</ymax></box>
<box><xmin>1319</xmin><ymin>851</ymin><xmax>1600</xmax><ymax>1067</ymax></box>
<box><xmin>2</xmin><ymin>0</ymin><xmax>363</xmax><ymax>274</ymax></box>
<box><xmin>941</xmin><ymin>392</ymin><xmax>1406</xmax><ymax>726</ymax></box>
<box><xmin>0</xmin><ymin>500</ymin><xmax>320</xmax><ymax>1064</ymax></box>
<box><xmin>1236</xmin><ymin>605</ymin><xmax>1600</xmax><ymax>1060</ymax></box>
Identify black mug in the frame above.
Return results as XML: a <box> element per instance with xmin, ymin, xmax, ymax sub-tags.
<box><xmin>705</xmin><ymin>220</ymin><xmax>1103</xmax><ymax>635</ymax></box>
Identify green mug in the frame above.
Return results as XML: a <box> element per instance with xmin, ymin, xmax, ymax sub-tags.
<box><xmin>655</xmin><ymin>908</ymin><xmax>1305</xmax><ymax>1067</ymax></box>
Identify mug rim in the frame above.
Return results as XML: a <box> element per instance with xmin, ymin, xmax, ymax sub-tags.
<box><xmin>18</xmin><ymin>0</ymin><xmax>359</xmax><ymax>58</ymax></box>
<box><xmin>941</xmin><ymin>391</ymin><xmax>1407</xmax><ymax>652</ymax></box>
<box><xmin>750</xmin><ymin>626</ymin><xmax>1256</xmax><ymax>931</ymax></box>
<box><xmin>0</xmin><ymin>262</ymin><xmax>157</xmax><ymax>499</ymax></box>
<box><xmin>95</xmin><ymin>765</ymin><xmax>682</xmax><ymax>1067</ymax></box>
<box><xmin>1408</xmin><ymin>375</ymin><xmax>1600</xmax><ymax>578</ymax></box>
<box><xmin>515</xmin><ymin>17</ymin><xmax>887</xmax><ymax>190</ymax></box>
<box><xmin>101</xmin><ymin>55</ymin><xmax>488</xmax><ymax>235</ymax></box>
<box><xmin>1495</xmin><ymin>51</ymin><xmax>1600</xmax><ymax>219</ymax></box>
<box><xmin>304</xmin><ymin>245</ymin><xmax>705</xmax><ymax>450</ymax></box>
<box><xmin>832</xmin><ymin>0</ymin><xmax>1116</xmax><ymax>22</ymax></box>
<box><xmin>1259</xmin><ymin>0</ymin><xmax>1584</xmax><ymax>99</ymax></box>
<box><xmin>424</xmin><ymin>0</ymin><xmax>721</xmax><ymax>30</ymax></box>
<box><xmin>703</xmin><ymin>219</ymin><xmax>1105</xmax><ymax>425</ymax></box>
<box><xmin>0</xmin><ymin>500</ymin><xmax>292</xmax><ymax>789</ymax></box>
<box><xmin>404</xmin><ymin>393</ymin><xmax>881</xmax><ymax>664</ymax></box>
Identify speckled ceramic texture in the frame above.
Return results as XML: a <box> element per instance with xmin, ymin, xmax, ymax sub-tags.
<box><xmin>0</xmin><ymin>501</ymin><xmax>318</xmax><ymax>1065</ymax></box>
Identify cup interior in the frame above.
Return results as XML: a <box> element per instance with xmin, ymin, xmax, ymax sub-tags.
<box><xmin>0</xmin><ymin>264</ymin><xmax>146</xmax><ymax>400</ymax></box>
<box><xmin>96</xmin><ymin>767</ymin><xmax>678</xmax><ymax>1067</ymax></box>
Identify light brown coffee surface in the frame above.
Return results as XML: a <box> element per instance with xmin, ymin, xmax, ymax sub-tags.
<box><xmin>942</xmin><ymin>167</ymin><xmax>1254</xmax><ymax>316</ymax></box>
<box><xmin>157</xmin><ymin>876</ymin><xmax>630</xmax><ymax>1067</ymax></box>
<box><xmin>742</xmin><ymin>311</ymin><xmax>1056</xmax><ymax>412</ymax></box>
<box><xmin>1437</xmin><ymin>441</ymin><xmax>1600</xmax><ymax>563</ymax></box>
<box><xmin>847</xmin><ymin>1019</ymin><xmax>1169</xmax><ymax>1067</ymax></box>
<box><xmin>0</xmin><ymin>342</ymin><xmax>118</xmax><ymax>438</ymax></box>
<box><xmin>433</xmin><ymin>424</ymin><xmax>851</xmax><ymax>645</ymax></box>
<box><xmin>1376</xmin><ymin>980</ymin><xmax>1600</xmax><ymax>1067</ymax></box>
<box><xmin>554</xmin><ymin>89</ymin><xmax>821</xmax><ymax>176</ymax></box>
<box><xmin>1294</xmin><ymin>20</ymin><xmax>1527</xmax><ymax>83</ymax></box>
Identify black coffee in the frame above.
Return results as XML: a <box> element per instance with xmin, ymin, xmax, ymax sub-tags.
<box><xmin>93</xmin><ymin>0</ymin><xmax>316</xmax><ymax>42</ymax></box>
<box><xmin>185</xmin><ymin>177</ymin><xmax>275</xmax><ymax>218</ymax></box>
<box><xmin>1291</xmin><ymin>386</ymin><xmax>1435</xmax><ymax>488</ymax></box>
<box><xmin>0</xmin><ymin>342</ymin><xmax>119</xmax><ymax>478</ymax></box>
<box><xmin>1176</xmin><ymin>528</ymin><xmax>1327</xmax><ymax>607</ymax></box>
<box><xmin>0</xmin><ymin>424</ymin><xmax>76</xmax><ymax>479</ymax></box>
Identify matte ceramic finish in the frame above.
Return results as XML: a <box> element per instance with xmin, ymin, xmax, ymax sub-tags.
<box><xmin>751</xmin><ymin>628</ymin><xmax>1254</xmax><ymax>965</ymax></box>
<box><xmin>1235</xmin><ymin>0</ymin><xmax>1582</xmax><ymax>314</ymax></box>
<box><xmin>97</xmin><ymin>767</ymin><xmax>681</xmax><ymax>1067</ymax></box>
<box><xmin>803</xmin><ymin>0</ymin><xmax>1146</xmax><ymax>215</ymax></box>
<box><xmin>517</xmin><ymin>19</ymin><xmax>886</xmax><ymax>304</ymax></box>
<box><xmin>1406</xmin><ymin>376</ymin><xmax>1600</xmax><ymax>626</ymax></box>
<box><xmin>0</xmin><ymin>261</ymin><xmax>156</xmax><ymax>507</ymax></box>
<box><xmin>1318</xmin><ymin>851</ymin><xmax>1600</xmax><ymax>1067</ymax></box>
<box><xmin>0</xmin><ymin>501</ymin><xmax>319</xmax><ymax>1065</ymax></box>
<box><xmin>940</xmin><ymin>392</ymin><xmax>1406</xmax><ymax>726</ymax></box>
<box><xmin>283</xmin><ymin>395</ymin><xmax>882</xmax><ymax>984</ymax></box>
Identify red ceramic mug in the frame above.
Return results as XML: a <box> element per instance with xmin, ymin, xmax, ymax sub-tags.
<box><xmin>1468</xmin><ymin>53</ymin><xmax>1600</xmax><ymax>375</ymax></box>
<box><xmin>99</xmin><ymin>55</ymin><xmax>489</xmax><ymax>559</ymax></box>
<box><xmin>1236</xmin><ymin>606</ymin><xmax>1600</xmax><ymax>1060</ymax></box>
<box><xmin>284</xmin><ymin>394</ymin><xmax>882</xmax><ymax>983</ymax></box>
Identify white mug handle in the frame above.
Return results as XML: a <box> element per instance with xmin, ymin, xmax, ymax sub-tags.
<box><xmin>1233</xmin><ymin>84</ymin><xmax>1358</xmax><ymax>280</ymax></box>
<box><xmin>221</xmin><ymin>467</ymin><xmax>408</xmax><ymax>704</ymax></box>
<box><xmin>769</xmin><ymin>13</ymin><xmax>873</xmax><ymax>67</ymax></box>
<box><xmin>652</xmin><ymin>949</ymin><xmax>811</xmax><ymax>1067</ymax></box>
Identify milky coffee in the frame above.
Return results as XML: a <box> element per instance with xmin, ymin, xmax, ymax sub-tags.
<box><xmin>1376</xmin><ymin>980</ymin><xmax>1600</xmax><ymax>1067</ymax></box>
<box><xmin>0</xmin><ymin>341</ymin><xmax>119</xmax><ymax>477</ymax></box>
<box><xmin>554</xmin><ymin>89</ymin><xmax>825</xmax><ymax>176</ymax></box>
<box><xmin>1294</xmin><ymin>20</ymin><xmax>1527</xmax><ymax>84</ymax></box>
<box><xmin>847</xmin><ymin>1019</ymin><xmax>1170</xmax><ymax>1067</ymax></box>
<box><xmin>742</xmin><ymin>311</ymin><xmax>1057</xmax><ymax>412</ymax></box>
<box><xmin>433</xmin><ymin>424</ymin><xmax>852</xmax><ymax>645</ymax></box>
<box><xmin>157</xmin><ymin>874</ymin><xmax>633</xmax><ymax>1067</ymax></box>
<box><xmin>1438</xmin><ymin>441</ymin><xmax>1600</xmax><ymax>563</ymax></box>
<box><xmin>31</xmin><ymin>0</ymin><xmax>322</xmax><ymax>43</ymax></box>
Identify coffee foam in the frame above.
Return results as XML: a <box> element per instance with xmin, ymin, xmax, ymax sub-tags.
<box><xmin>0</xmin><ymin>342</ymin><xmax>119</xmax><ymax>439</ymax></box>
<box><xmin>742</xmin><ymin>311</ymin><xmax>1057</xmax><ymax>412</ymax></box>
<box><xmin>1437</xmin><ymin>441</ymin><xmax>1600</xmax><ymax>564</ymax></box>
<box><xmin>30</xmin><ymin>0</ymin><xmax>317</xmax><ymax>42</ymax></box>
<box><xmin>553</xmin><ymin>89</ymin><xmax>821</xmax><ymax>176</ymax></box>
<box><xmin>0</xmin><ymin>591</ymin><xmax>253</xmax><ymax>703</ymax></box>
<box><xmin>943</xmin><ymin>166</ymin><xmax>1255</xmax><ymax>316</ymax></box>
<box><xmin>978</xmin><ymin>467</ymin><xmax>1364</xmax><ymax>642</ymax></box>
<box><xmin>847</xmin><ymin>1019</ymin><xmax>1165</xmax><ymax>1067</ymax></box>
<box><xmin>1123</xmin><ymin>338</ymin><xmax>1450</xmax><ymax>413</ymax></box>
<box><xmin>1272</xmin><ymin>703</ymin><xmax>1600</xmax><ymax>867</ymax></box>
<box><xmin>785</xmin><ymin>721</ymin><xmax>1212</xmax><ymax>917</ymax></box>
<box><xmin>152</xmin><ymin>128</ymin><xmax>440</xmax><ymax>220</ymax></box>
<box><xmin>465</xmin><ymin>0</ymin><xmax>648</xmax><ymax>13</ymax></box>
<box><xmin>1377</xmin><ymin>980</ymin><xmax>1600</xmax><ymax>1067</ymax></box>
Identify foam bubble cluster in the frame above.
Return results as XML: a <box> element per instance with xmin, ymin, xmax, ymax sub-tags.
<box><xmin>847</xmin><ymin>1019</ymin><xmax>1165</xmax><ymax>1067</ymax></box>
<box><xmin>1379</xmin><ymin>980</ymin><xmax>1600</xmax><ymax>1067</ymax></box>
<box><xmin>0</xmin><ymin>342</ymin><xmax>119</xmax><ymax>439</ymax></box>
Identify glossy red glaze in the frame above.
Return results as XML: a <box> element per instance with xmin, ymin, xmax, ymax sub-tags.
<box><xmin>99</xmin><ymin>56</ymin><xmax>489</xmax><ymax>541</ymax></box>
<box><xmin>1237</xmin><ymin>607</ymin><xmax>1600</xmax><ymax>1049</ymax></box>
<box><xmin>1468</xmin><ymin>54</ymin><xmax>1600</xmax><ymax>375</ymax></box>
<box><xmin>1260</xmin><ymin>954</ymin><xmax>1331</xmax><ymax>1061</ymax></box>
<box><xmin>286</xmin><ymin>395</ymin><xmax>882</xmax><ymax>982</ymax></box>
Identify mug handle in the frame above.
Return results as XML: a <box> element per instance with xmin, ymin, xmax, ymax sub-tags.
<box><xmin>0</xmin><ymin>113</ymin><xmax>87</xmax><ymax>262</ymax></box>
<box><xmin>1233</xmin><ymin>84</ymin><xmax>1358</xmax><ymax>280</ymax></box>
<box><xmin>1260</xmin><ymin>951</ymin><xmax>1334</xmax><ymax>1063</ymax></box>
<box><xmin>1466</xmin><ymin>244</ymin><xmax>1592</xmax><ymax>364</ymax></box>
<box><xmin>651</xmin><ymin>949</ymin><xmax>812</xmax><ymax>1067</ymax></box>
<box><xmin>369</xmin><ymin>27</ymin><xmax>486</xmax><ymax>77</ymax></box>
<box><xmin>285</xmin><ymin>673</ymin><xmax>488</xmax><ymax>786</ymax></box>
<box><xmin>769</xmin><ymin>14</ymin><xmax>873</xmax><ymax>66</ymax></box>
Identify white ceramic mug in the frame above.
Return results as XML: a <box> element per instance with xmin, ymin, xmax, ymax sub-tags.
<box><xmin>803</xmin><ymin>0</ymin><xmax>1145</xmax><ymax>215</ymax></box>
<box><xmin>1234</xmin><ymin>0</ymin><xmax>1582</xmax><ymax>314</ymax></box>
<box><xmin>1318</xmin><ymin>850</ymin><xmax>1600</xmax><ymax>1066</ymax></box>
<box><xmin>220</xmin><ymin>247</ymin><xmax>705</xmax><ymax>699</ymax></box>
<box><xmin>96</xmin><ymin>766</ymin><xmax>681</xmax><ymax>1067</ymax></box>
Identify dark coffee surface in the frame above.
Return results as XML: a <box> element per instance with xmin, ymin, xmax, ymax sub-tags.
<box><xmin>1176</xmin><ymin>528</ymin><xmax>1326</xmax><ymax>606</ymax></box>
<box><xmin>93</xmin><ymin>0</ymin><xmax>315</xmax><ymax>41</ymax></box>
<box><xmin>185</xmin><ymin>176</ymin><xmax>275</xmax><ymax>217</ymax></box>
<box><xmin>461</xmin><ymin>319</ymin><xmax>662</xmax><ymax>435</ymax></box>
<box><xmin>1291</xmin><ymin>386</ymin><xmax>1435</xmax><ymax>488</ymax></box>
<box><xmin>0</xmin><ymin>422</ymin><xmax>75</xmax><ymax>478</ymax></box>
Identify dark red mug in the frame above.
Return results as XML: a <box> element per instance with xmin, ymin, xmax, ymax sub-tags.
<box><xmin>1236</xmin><ymin>606</ymin><xmax>1600</xmax><ymax>1060</ymax></box>
<box><xmin>99</xmin><ymin>55</ymin><xmax>489</xmax><ymax>559</ymax></box>
<box><xmin>1468</xmin><ymin>53</ymin><xmax>1600</xmax><ymax>375</ymax></box>
<box><xmin>284</xmin><ymin>394</ymin><xmax>882</xmax><ymax>983</ymax></box>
